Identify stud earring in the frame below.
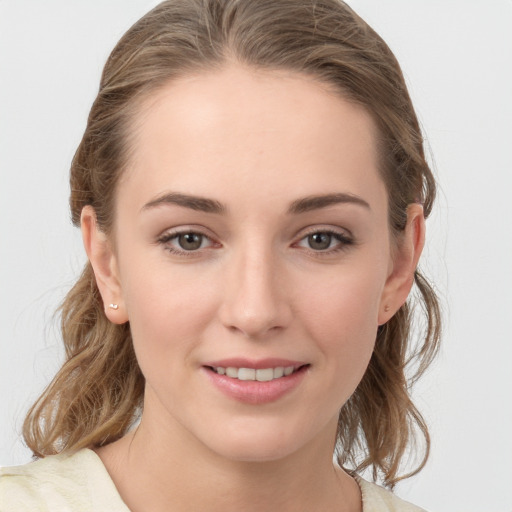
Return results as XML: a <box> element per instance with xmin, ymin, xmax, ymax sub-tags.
<box><xmin>109</xmin><ymin>304</ymin><xmax>119</xmax><ymax>310</ymax></box>
<box><xmin>384</xmin><ymin>304</ymin><xmax>390</xmax><ymax>312</ymax></box>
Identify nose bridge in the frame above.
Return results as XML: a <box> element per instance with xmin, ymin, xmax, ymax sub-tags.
<box><xmin>220</xmin><ymin>236</ymin><xmax>290</xmax><ymax>337</ymax></box>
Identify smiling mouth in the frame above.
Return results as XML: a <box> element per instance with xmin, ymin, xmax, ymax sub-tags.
<box><xmin>207</xmin><ymin>365</ymin><xmax>308</xmax><ymax>382</ymax></box>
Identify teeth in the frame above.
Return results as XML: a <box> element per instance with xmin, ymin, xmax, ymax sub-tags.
<box><xmin>273</xmin><ymin>366</ymin><xmax>284</xmax><ymax>378</ymax></box>
<box><xmin>213</xmin><ymin>365</ymin><xmax>298</xmax><ymax>381</ymax></box>
<box><xmin>238</xmin><ymin>368</ymin><xmax>256</xmax><ymax>381</ymax></box>
<box><xmin>256</xmin><ymin>368</ymin><xmax>274</xmax><ymax>382</ymax></box>
<box><xmin>226</xmin><ymin>367</ymin><xmax>238</xmax><ymax>378</ymax></box>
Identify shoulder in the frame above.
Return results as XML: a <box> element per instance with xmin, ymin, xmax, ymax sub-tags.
<box><xmin>0</xmin><ymin>449</ymin><xmax>129</xmax><ymax>511</ymax></box>
<box><xmin>356</xmin><ymin>476</ymin><xmax>429</xmax><ymax>512</ymax></box>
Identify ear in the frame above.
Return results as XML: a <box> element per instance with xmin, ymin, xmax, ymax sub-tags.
<box><xmin>378</xmin><ymin>203</ymin><xmax>425</xmax><ymax>325</ymax></box>
<box><xmin>81</xmin><ymin>205</ymin><xmax>128</xmax><ymax>324</ymax></box>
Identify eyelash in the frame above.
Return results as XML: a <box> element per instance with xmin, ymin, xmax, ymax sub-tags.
<box><xmin>156</xmin><ymin>228</ymin><xmax>354</xmax><ymax>257</ymax></box>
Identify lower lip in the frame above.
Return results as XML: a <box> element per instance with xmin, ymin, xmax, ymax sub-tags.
<box><xmin>202</xmin><ymin>366</ymin><xmax>308</xmax><ymax>405</ymax></box>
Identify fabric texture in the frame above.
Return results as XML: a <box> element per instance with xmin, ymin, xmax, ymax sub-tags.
<box><xmin>0</xmin><ymin>449</ymin><xmax>427</xmax><ymax>511</ymax></box>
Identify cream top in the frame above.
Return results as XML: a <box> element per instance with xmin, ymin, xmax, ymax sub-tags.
<box><xmin>0</xmin><ymin>449</ymin><xmax>427</xmax><ymax>511</ymax></box>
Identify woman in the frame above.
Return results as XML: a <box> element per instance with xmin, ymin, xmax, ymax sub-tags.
<box><xmin>0</xmin><ymin>0</ymin><xmax>440</xmax><ymax>510</ymax></box>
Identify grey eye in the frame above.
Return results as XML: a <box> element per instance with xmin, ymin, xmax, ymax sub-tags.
<box><xmin>307</xmin><ymin>232</ymin><xmax>332</xmax><ymax>250</ymax></box>
<box><xmin>178</xmin><ymin>233</ymin><xmax>203</xmax><ymax>250</ymax></box>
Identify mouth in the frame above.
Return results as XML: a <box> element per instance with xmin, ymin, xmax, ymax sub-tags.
<box><xmin>202</xmin><ymin>360</ymin><xmax>310</xmax><ymax>404</ymax></box>
<box><xmin>206</xmin><ymin>365</ymin><xmax>308</xmax><ymax>382</ymax></box>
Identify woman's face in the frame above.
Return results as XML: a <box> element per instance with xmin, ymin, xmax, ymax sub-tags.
<box><xmin>90</xmin><ymin>64</ymin><xmax>415</xmax><ymax>462</ymax></box>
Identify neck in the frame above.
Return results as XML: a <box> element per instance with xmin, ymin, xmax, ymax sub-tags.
<box><xmin>97</xmin><ymin>401</ymin><xmax>361</xmax><ymax>512</ymax></box>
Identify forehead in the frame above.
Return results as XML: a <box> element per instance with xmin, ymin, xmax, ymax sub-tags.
<box><xmin>120</xmin><ymin>63</ymin><xmax>384</xmax><ymax>212</ymax></box>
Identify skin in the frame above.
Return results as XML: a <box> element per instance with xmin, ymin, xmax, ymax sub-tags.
<box><xmin>82</xmin><ymin>63</ymin><xmax>425</xmax><ymax>512</ymax></box>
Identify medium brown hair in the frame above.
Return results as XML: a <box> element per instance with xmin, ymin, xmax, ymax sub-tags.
<box><xmin>23</xmin><ymin>0</ymin><xmax>441</xmax><ymax>487</ymax></box>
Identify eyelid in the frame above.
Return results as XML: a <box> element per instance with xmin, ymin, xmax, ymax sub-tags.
<box><xmin>297</xmin><ymin>224</ymin><xmax>353</xmax><ymax>240</ymax></box>
<box><xmin>156</xmin><ymin>224</ymin><xmax>218</xmax><ymax>241</ymax></box>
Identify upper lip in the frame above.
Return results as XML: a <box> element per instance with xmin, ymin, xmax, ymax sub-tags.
<box><xmin>202</xmin><ymin>358</ymin><xmax>308</xmax><ymax>370</ymax></box>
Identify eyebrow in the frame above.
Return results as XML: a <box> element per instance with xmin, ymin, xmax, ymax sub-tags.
<box><xmin>287</xmin><ymin>193</ymin><xmax>371</xmax><ymax>214</ymax></box>
<box><xmin>142</xmin><ymin>192</ymin><xmax>226</xmax><ymax>214</ymax></box>
<box><xmin>141</xmin><ymin>191</ymin><xmax>370</xmax><ymax>215</ymax></box>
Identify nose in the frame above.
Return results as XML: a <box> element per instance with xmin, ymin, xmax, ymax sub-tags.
<box><xmin>218</xmin><ymin>244</ymin><xmax>292</xmax><ymax>339</ymax></box>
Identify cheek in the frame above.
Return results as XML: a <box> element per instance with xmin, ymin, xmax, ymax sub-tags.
<box><xmin>297</xmin><ymin>265</ymin><xmax>384</xmax><ymax>379</ymax></box>
<box><xmin>119</xmin><ymin>260</ymin><xmax>220</xmax><ymax>374</ymax></box>
<box><xmin>301</xmin><ymin>265</ymin><xmax>384</xmax><ymax>336</ymax></box>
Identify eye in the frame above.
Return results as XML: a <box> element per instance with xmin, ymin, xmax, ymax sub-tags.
<box><xmin>296</xmin><ymin>229</ymin><xmax>353</xmax><ymax>253</ymax></box>
<box><xmin>157</xmin><ymin>230</ymin><xmax>216</xmax><ymax>255</ymax></box>
<box><xmin>176</xmin><ymin>232</ymin><xmax>205</xmax><ymax>251</ymax></box>
<box><xmin>306</xmin><ymin>232</ymin><xmax>334</xmax><ymax>250</ymax></box>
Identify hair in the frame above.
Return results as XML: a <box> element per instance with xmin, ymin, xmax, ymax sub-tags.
<box><xmin>23</xmin><ymin>0</ymin><xmax>441</xmax><ymax>488</ymax></box>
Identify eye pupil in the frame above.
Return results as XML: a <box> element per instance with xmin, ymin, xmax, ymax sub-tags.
<box><xmin>178</xmin><ymin>233</ymin><xmax>202</xmax><ymax>250</ymax></box>
<box><xmin>308</xmin><ymin>233</ymin><xmax>331</xmax><ymax>250</ymax></box>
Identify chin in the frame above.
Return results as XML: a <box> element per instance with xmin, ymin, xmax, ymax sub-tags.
<box><xmin>212</xmin><ymin>439</ymin><xmax>297</xmax><ymax>463</ymax></box>
<box><xmin>197</xmin><ymin>418</ymin><xmax>319</xmax><ymax>464</ymax></box>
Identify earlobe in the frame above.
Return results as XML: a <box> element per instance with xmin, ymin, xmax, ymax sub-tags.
<box><xmin>378</xmin><ymin>203</ymin><xmax>425</xmax><ymax>325</ymax></box>
<box><xmin>81</xmin><ymin>206</ymin><xmax>128</xmax><ymax>324</ymax></box>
